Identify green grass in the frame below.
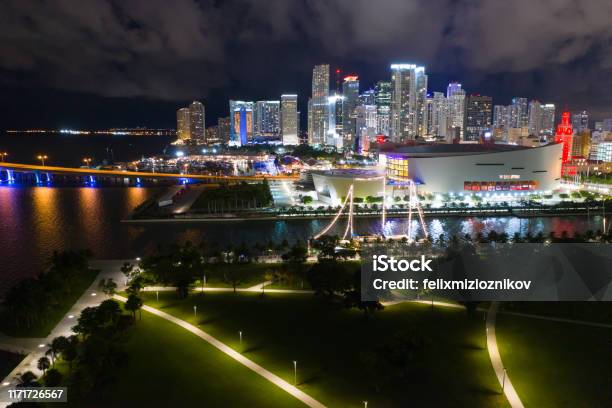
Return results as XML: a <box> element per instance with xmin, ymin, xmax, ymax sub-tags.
<box><xmin>0</xmin><ymin>350</ymin><xmax>24</xmax><ymax>378</ymax></box>
<box><xmin>496</xmin><ymin>314</ymin><xmax>612</xmax><ymax>408</ymax></box>
<box><xmin>95</xmin><ymin>308</ymin><xmax>304</xmax><ymax>408</ymax></box>
<box><xmin>139</xmin><ymin>291</ymin><xmax>507</xmax><ymax>407</ymax></box>
<box><xmin>197</xmin><ymin>262</ymin><xmax>279</xmax><ymax>288</ymax></box>
<box><xmin>500</xmin><ymin>302</ymin><xmax>612</xmax><ymax>324</ymax></box>
<box><xmin>1</xmin><ymin>268</ymin><xmax>99</xmax><ymax>338</ymax></box>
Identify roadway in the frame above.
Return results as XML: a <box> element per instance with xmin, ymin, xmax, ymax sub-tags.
<box><xmin>0</xmin><ymin>162</ymin><xmax>299</xmax><ymax>181</ymax></box>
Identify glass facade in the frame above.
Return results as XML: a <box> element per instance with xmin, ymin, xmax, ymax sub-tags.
<box><xmin>386</xmin><ymin>156</ymin><xmax>409</xmax><ymax>180</ymax></box>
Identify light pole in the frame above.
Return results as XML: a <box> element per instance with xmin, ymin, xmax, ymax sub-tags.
<box><xmin>37</xmin><ymin>155</ymin><xmax>48</xmax><ymax>166</ymax></box>
<box><xmin>156</xmin><ymin>291</ymin><xmax>159</xmax><ymax>302</ymax></box>
<box><xmin>293</xmin><ymin>360</ymin><xmax>297</xmax><ymax>386</ymax></box>
<box><xmin>193</xmin><ymin>305</ymin><xmax>197</xmax><ymax>317</ymax></box>
<box><xmin>363</xmin><ymin>402</ymin><xmax>368</xmax><ymax>408</ymax></box>
<box><xmin>82</xmin><ymin>157</ymin><xmax>92</xmax><ymax>167</ymax></box>
<box><xmin>0</xmin><ymin>152</ymin><xmax>7</xmax><ymax>162</ymax></box>
<box><xmin>239</xmin><ymin>331</ymin><xmax>243</xmax><ymax>349</ymax></box>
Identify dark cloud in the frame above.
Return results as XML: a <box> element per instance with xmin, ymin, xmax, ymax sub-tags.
<box><xmin>0</xmin><ymin>0</ymin><xmax>611</xmax><ymax>124</ymax></box>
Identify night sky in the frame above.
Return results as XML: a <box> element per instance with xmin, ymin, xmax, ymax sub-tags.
<box><xmin>1</xmin><ymin>0</ymin><xmax>612</xmax><ymax>129</ymax></box>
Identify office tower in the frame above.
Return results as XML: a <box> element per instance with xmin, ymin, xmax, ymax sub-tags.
<box><xmin>446</xmin><ymin>82</ymin><xmax>462</xmax><ymax>98</ymax></box>
<box><xmin>390</xmin><ymin>64</ymin><xmax>428</xmax><ymax>141</ymax></box>
<box><xmin>355</xmin><ymin>105</ymin><xmax>377</xmax><ymax>152</ymax></box>
<box><xmin>360</xmin><ymin>89</ymin><xmax>376</xmax><ymax>106</ymax></box>
<box><xmin>541</xmin><ymin>104</ymin><xmax>556</xmax><ymax>137</ymax></box>
<box><xmin>603</xmin><ymin>118</ymin><xmax>612</xmax><ymax>131</ymax></box>
<box><xmin>571</xmin><ymin>110</ymin><xmax>589</xmax><ymax>132</ymax></box>
<box><xmin>176</xmin><ymin>107</ymin><xmax>191</xmax><ymax>141</ymax></box>
<box><xmin>342</xmin><ymin>75</ymin><xmax>360</xmax><ymax>146</ymax></box>
<box><xmin>307</xmin><ymin>98</ymin><xmax>313</xmax><ymax>144</ymax></box>
<box><xmin>595</xmin><ymin>142</ymin><xmax>612</xmax><ymax>162</ymax></box>
<box><xmin>326</xmin><ymin>94</ymin><xmax>344</xmax><ymax>149</ymax></box>
<box><xmin>189</xmin><ymin>101</ymin><xmax>205</xmax><ymax>142</ymax></box>
<box><xmin>229</xmin><ymin>100</ymin><xmax>255</xmax><ymax>146</ymax></box>
<box><xmin>217</xmin><ymin>117</ymin><xmax>230</xmax><ymax>144</ymax></box>
<box><xmin>595</xmin><ymin>122</ymin><xmax>604</xmax><ymax>131</ymax></box>
<box><xmin>510</xmin><ymin>97</ymin><xmax>529</xmax><ymax>128</ymax></box>
<box><xmin>205</xmin><ymin>126</ymin><xmax>218</xmax><ymax>144</ymax></box>
<box><xmin>374</xmin><ymin>81</ymin><xmax>391</xmax><ymax>135</ymax></box>
<box><xmin>310</xmin><ymin>64</ymin><xmax>330</xmax><ymax>145</ymax></box>
<box><xmin>464</xmin><ymin>95</ymin><xmax>492</xmax><ymax>141</ymax></box>
<box><xmin>280</xmin><ymin>94</ymin><xmax>299</xmax><ymax>145</ymax></box>
<box><xmin>571</xmin><ymin>129</ymin><xmax>591</xmax><ymax>159</ymax></box>
<box><xmin>528</xmin><ymin>100</ymin><xmax>543</xmax><ymax>136</ymax></box>
<box><xmin>255</xmin><ymin>100</ymin><xmax>281</xmax><ymax>137</ymax></box>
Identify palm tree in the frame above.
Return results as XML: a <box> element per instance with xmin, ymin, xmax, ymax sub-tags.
<box><xmin>46</xmin><ymin>336</ymin><xmax>69</xmax><ymax>365</ymax></box>
<box><xmin>125</xmin><ymin>293</ymin><xmax>143</xmax><ymax>320</ymax></box>
<box><xmin>37</xmin><ymin>357</ymin><xmax>50</xmax><ymax>374</ymax></box>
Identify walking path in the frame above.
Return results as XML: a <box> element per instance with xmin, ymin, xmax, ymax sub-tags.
<box><xmin>486</xmin><ymin>302</ymin><xmax>524</xmax><ymax>408</ymax></box>
<box><xmin>0</xmin><ymin>260</ymin><xmax>126</xmax><ymax>405</ymax></box>
<box><xmin>143</xmin><ymin>285</ymin><xmax>315</xmax><ymax>294</ymax></box>
<box><xmin>113</xmin><ymin>294</ymin><xmax>326</xmax><ymax>408</ymax></box>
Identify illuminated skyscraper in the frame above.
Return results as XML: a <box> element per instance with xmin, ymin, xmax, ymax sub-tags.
<box><xmin>528</xmin><ymin>100</ymin><xmax>543</xmax><ymax>136</ymax></box>
<box><xmin>355</xmin><ymin>104</ymin><xmax>377</xmax><ymax>152</ymax></box>
<box><xmin>342</xmin><ymin>75</ymin><xmax>360</xmax><ymax>146</ymax></box>
<box><xmin>446</xmin><ymin>82</ymin><xmax>465</xmax><ymax>139</ymax></box>
<box><xmin>189</xmin><ymin>101</ymin><xmax>205</xmax><ymax>142</ymax></box>
<box><xmin>464</xmin><ymin>95</ymin><xmax>492</xmax><ymax>141</ymax></box>
<box><xmin>374</xmin><ymin>81</ymin><xmax>391</xmax><ymax>135</ymax></box>
<box><xmin>229</xmin><ymin>100</ymin><xmax>254</xmax><ymax>146</ymax></box>
<box><xmin>428</xmin><ymin>92</ymin><xmax>448</xmax><ymax>138</ymax></box>
<box><xmin>176</xmin><ymin>107</ymin><xmax>191</xmax><ymax>141</ymax></box>
<box><xmin>309</xmin><ymin>64</ymin><xmax>330</xmax><ymax>145</ymax></box>
<box><xmin>510</xmin><ymin>97</ymin><xmax>529</xmax><ymax>128</ymax></box>
<box><xmin>281</xmin><ymin>94</ymin><xmax>298</xmax><ymax>145</ymax></box>
<box><xmin>493</xmin><ymin>105</ymin><xmax>509</xmax><ymax>129</ymax></box>
<box><xmin>326</xmin><ymin>94</ymin><xmax>344</xmax><ymax>149</ymax></box>
<box><xmin>217</xmin><ymin>117</ymin><xmax>230</xmax><ymax>144</ymax></box>
<box><xmin>390</xmin><ymin>64</ymin><xmax>428</xmax><ymax>141</ymax></box>
<box><xmin>255</xmin><ymin>100</ymin><xmax>280</xmax><ymax>137</ymax></box>
<box><xmin>541</xmin><ymin>104</ymin><xmax>556</xmax><ymax>137</ymax></box>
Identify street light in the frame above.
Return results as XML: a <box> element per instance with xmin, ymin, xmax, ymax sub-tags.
<box><xmin>363</xmin><ymin>402</ymin><xmax>368</xmax><ymax>408</ymax></box>
<box><xmin>239</xmin><ymin>331</ymin><xmax>243</xmax><ymax>348</ymax></box>
<box><xmin>37</xmin><ymin>155</ymin><xmax>48</xmax><ymax>166</ymax></box>
<box><xmin>193</xmin><ymin>305</ymin><xmax>197</xmax><ymax>317</ymax></box>
<box><xmin>82</xmin><ymin>157</ymin><xmax>92</xmax><ymax>167</ymax></box>
<box><xmin>293</xmin><ymin>360</ymin><xmax>297</xmax><ymax>386</ymax></box>
<box><xmin>0</xmin><ymin>152</ymin><xmax>8</xmax><ymax>162</ymax></box>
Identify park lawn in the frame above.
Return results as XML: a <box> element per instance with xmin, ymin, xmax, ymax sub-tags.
<box><xmin>198</xmin><ymin>262</ymin><xmax>280</xmax><ymax>288</ymax></box>
<box><xmin>1</xmin><ymin>268</ymin><xmax>99</xmax><ymax>338</ymax></box>
<box><xmin>496</xmin><ymin>314</ymin><xmax>612</xmax><ymax>408</ymax></box>
<box><xmin>95</xmin><ymin>308</ymin><xmax>305</xmax><ymax>408</ymax></box>
<box><xmin>0</xmin><ymin>350</ymin><xmax>24</xmax><ymax>378</ymax></box>
<box><xmin>140</xmin><ymin>291</ymin><xmax>508</xmax><ymax>408</ymax></box>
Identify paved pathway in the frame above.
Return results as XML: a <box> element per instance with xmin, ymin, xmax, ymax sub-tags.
<box><xmin>0</xmin><ymin>260</ymin><xmax>127</xmax><ymax>403</ymax></box>
<box><xmin>113</xmin><ymin>294</ymin><xmax>326</xmax><ymax>408</ymax></box>
<box><xmin>143</xmin><ymin>285</ymin><xmax>315</xmax><ymax>295</ymax></box>
<box><xmin>486</xmin><ymin>302</ymin><xmax>524</xmax><ymax>408</ymax></box>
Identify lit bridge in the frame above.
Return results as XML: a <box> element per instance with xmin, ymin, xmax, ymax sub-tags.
<box><xmin>312</xmin><ymin>178</ymin><xmax>429</xmax><ymax>243</ymax></box>
<box><xmin>0</xmin><ymin>162</ymin><xmax>299</xmax><ymax>185</ymax></box>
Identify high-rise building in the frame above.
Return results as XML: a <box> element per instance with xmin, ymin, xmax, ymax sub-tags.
<box><xmin>255</xmin><ymin>100</ymin><xmax>280</xmax><ymax>137</ymax></box>
<box><xmin>541</xmin><ymin>104</ymin><xmax>556</xmax><ymax>137</ymax></box>
<box><xmin>355</xmin><ymin>105</ymin><xmax>377</xmax><ymax>152</ymax></box>
<box><xmin>509</xmin><ymin>97</ymin><xmax>529</xmax><ymax>128</ymax></box>
<box><xmin>374</xmin><ymin>81</ymin><xmax>391</xmax><ymax>136</ymax></box>
<box><xmin>309</xmin><ymin>64</ymin><xmax>330</xmax><ymax>145</ymax></box>
<box><xmin>217</xmin><ymin>117</ymin><xmax>230</xmax><ymax>144</ymax></box>
<box><xmin>528</xmin><ymin>100</ymin><xmax>543</xmax><ymax>136</ymax></box>
<box><xmin>229</xmin><ymin>100</ymin><xmax>255</xmax><ymax>146</ymax></box>
<box><xmin>446</xmin><ymin>82</ymin><xmax>465</xmax><ymax>139</ymax></box>
<box><xmin>426</xmin><ymin>92</ymin><xmax>448</xmax><ymax>138</ymax></box>
<box><xmin>572</xmin><ymin>129</ymin><xmax>591</xmax><ymax>159</ymax></box>
<box><xmin>280</xmin><ymin>94</ymin><xmax>298</xmax><ymax>145</ymax></box>
<box><xmin>493</xmin><ymin>105</ymin><xmax>509</xmax><ymax>129</ymax></box>
<box><xmin>390</xmin><ymin>64</ymin><xmax>428</xmax><ymax>141</ymax></box>
<box><xmin>326</xmin><ymin>94</ymin><xmax>344</xmax><ymax>149</ymax></box>
<box><xmin>176</xmin><ymin>108</ymin><xmax>191</xmax><ymax>141</ymax></box>
<box><xmin>464</xmin><ymin>95</ymin><xmax>492</xmax><ymax>141</ymax></box>
<box><xmin>359</xmin><ymin>89</ymin><xmax>375</xmax><ymax>106</ymax></box>
<box><xmin>603</xmin><ymin>118</ymin><xmax>612</xmax><ymax>132</ymax></box>
<box><xmin>342</xmin><ymin>75</ymin><xmax>360</xmax><ymax>146</ymax></box>
<box><xmin>189</xmin><ymin>101</ymin><xmax>205</xmax><ymax>142</ymax></box>
<box><xmin>571</xmin><ymin>110</ymin><xmax>589</xmax><ymax>132</ymax></box>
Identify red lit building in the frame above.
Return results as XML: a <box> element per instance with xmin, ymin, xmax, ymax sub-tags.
<box><xmin>554</xmin><ymin>111</ymin><xmax>577</xmax><ymax>176</ymax></box>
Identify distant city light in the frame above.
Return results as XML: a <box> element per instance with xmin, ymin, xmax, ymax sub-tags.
<box><xmin>176</xmin><ymin>151</ymin><xmax>184</xmax><ymax>157</ymax></box>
